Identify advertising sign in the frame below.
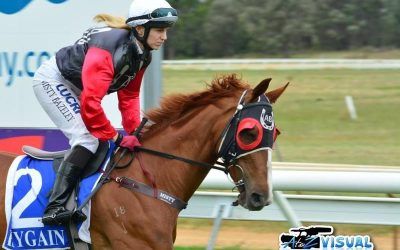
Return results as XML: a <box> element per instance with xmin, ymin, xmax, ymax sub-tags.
<box><xmin>0</xmin><ymin>0</ymin><xmax>131</xmax><ymax>153</ymax></box>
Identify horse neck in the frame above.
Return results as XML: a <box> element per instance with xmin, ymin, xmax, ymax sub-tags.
<box><xmin>139</xmin><ymin>101</ymin><xmax>236</xmax><ymax>202</ymax></box>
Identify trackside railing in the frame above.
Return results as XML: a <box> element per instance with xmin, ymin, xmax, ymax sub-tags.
<box><xmin>200</xmin><ymin>162</ymin><xmax>400</xmax><ymax>193</ymax></box>
<box><xmin>163</xmin><ymin>59</ymin><xmax>400</xmax><ymax>70</ymax></box>
<box><xmin>178</xmin><ymin>162</ymin><xmax>400</xmax><ymax>249</ymax></box>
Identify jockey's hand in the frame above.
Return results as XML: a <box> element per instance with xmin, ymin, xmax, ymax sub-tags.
<box><xmin>115</xmin><ymin>133</ymin><xmax>141</xmax><ymax>151</ymax></box>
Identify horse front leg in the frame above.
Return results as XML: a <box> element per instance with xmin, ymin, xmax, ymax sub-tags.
<box><xmin>90</xmin><ymin>229</ymin><xmax>112</xmax><ymax>250</ymax></box>
<box><xmin>90</xmin><ymin>179</ymin><xmax>178</xmax><ymax>249</ymax></box>
<box><xmin>91</xmin><ymin>225</ymin><xmax>173</xmax><ymax>250</ymax></box>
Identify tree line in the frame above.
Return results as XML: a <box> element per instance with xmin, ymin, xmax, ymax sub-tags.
<box><xmin>164</xmin><ymin>0</ymin><xmax>400</xmax><ymax>58</ymax></box>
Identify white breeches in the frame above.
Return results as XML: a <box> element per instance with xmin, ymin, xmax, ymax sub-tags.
<box><xmin>32</xmin><ymin>56</ymin><xmax>99</xmax><ymax>153</ymax></box>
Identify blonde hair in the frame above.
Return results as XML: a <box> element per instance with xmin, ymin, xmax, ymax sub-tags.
<box><xmin>93</xmin><ymin>14</ymin><xmax>130</xmax><ymax>30</ymax></box>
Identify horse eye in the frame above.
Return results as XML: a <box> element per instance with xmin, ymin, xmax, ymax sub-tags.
<box><xmin>238</xmin><ymin>127</ymin><xmax>259</xmax><ymax>145</ymax></box>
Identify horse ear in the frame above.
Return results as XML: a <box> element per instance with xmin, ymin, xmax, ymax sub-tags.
<box><xmin>266</xmin><ymin>82</ymin><xmax>289</xmax><ymax>103</ymax></box>
<box><xmin>249</xmin><ymin>78</ymin><xmax>271</xmax><ymax>102</ymax></box>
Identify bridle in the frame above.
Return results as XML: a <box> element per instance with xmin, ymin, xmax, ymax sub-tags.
<box><xmin>75</xmin><ymin>90</ymin><xmax>276</xmax><ymax>213</ymax></box>
<box><xmin>139</xmin><ymin>90</ymin><xmax>274</xmax><ymax>168</ymax></box>
<box><xmin>134</xmin><ymin>90</ymin><xmax>276</xmax><ymax>196</ymax></box>
<box><xmin>215</xmin><ymin>90</ymin><xmax>276</xmax><ymax>190</ymax></box>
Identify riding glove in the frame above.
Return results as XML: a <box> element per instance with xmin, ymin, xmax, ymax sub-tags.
<box><xmin>115</xmin><ymin>133</ymin><xmax>141</xmax><ymax>151</ymax></box>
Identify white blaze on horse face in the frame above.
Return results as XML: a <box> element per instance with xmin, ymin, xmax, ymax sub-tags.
<box><xmin>267</xmin><ymin>149</ymin><xmax>273</xmax><ymax>203</ymax></box>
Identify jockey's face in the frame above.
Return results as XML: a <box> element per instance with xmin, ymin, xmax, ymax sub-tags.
<box><xmin>147</xmin><ymin>27</ymin><xmax>168</xmax><ymax>50</ymax></box>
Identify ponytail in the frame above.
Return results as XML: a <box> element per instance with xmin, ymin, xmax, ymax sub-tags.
<box><xmin>93</xmin><ymin>14</ymin><xmax>130</xmax><ymax>30</ymax></box>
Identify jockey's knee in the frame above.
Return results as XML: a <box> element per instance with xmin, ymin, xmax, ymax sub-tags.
<box><xmin>71</xmin><ymin>134</ymin><xmax>99</xmax><ymax>154</ymax></box>
<box><xmin>66</xmin><ymin>144</ymin><xmax>94</xmax><ymax>169</ymax></box>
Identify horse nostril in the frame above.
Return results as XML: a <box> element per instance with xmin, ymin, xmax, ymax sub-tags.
<box><xmin>250</xmin><ymin>192</ymin><xmax>263</xmax><ymax>206</ymax></box>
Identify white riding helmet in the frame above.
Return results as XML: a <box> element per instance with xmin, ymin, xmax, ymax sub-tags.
<box><xmin>126</xmin><ymin>0</ymin><xmax>178</xmax><ymax>28</ymax></box>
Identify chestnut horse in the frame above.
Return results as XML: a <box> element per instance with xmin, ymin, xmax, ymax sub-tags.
<box><xmin>0</xmin><ymin>74</ymin><xmax>288</xmax><ymax>249</ymax></box>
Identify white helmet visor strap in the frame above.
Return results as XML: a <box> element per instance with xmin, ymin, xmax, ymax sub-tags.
<box><xmin>126</xmin><ymin>7</ymin><xmax>177</xmax><ymax>26</ymax></box>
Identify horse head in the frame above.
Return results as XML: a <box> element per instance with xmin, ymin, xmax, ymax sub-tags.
<box><xmin>213</xmin><ymin>76</ymin><xmax>289</xmax><ymax>211</ymax></box>
<box><xmin>138</xmin><ymin>74</ymin><xmax>288</xmax><ymax>212</ymax></box>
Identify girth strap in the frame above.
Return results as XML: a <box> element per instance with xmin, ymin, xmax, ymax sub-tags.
<box><xmin>112</xmin><ymin>176</ymin><xmax>187</xmax><ymax>210</ymax></box>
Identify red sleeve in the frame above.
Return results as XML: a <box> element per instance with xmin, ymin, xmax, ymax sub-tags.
<box><xmin>81</xmin><ymin>47</ymin><xmax>116</xmax><ymax>140</ymax></box>
<box><xmin>117</xmin><ymin>67</ymin><xmax>146</xmax><ymax>134</ymax></box>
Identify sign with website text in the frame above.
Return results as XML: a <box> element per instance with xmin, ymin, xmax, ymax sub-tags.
<box><xmin>0</xmin><ymin>0</ymin><xmax>131</xmax><ymax>152</ymax></box>
<box><xmin>0</xmin><ymin>0</ymin><xmax>131</xmax><ymax>128</ymax></box>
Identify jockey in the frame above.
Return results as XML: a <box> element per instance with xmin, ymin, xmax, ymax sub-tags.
<box><xmin>32</xmin><ymin>0</ymin><xmax>178</xmax><ymax>225</ymax></box>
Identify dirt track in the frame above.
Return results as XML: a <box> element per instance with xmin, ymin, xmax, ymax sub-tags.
<box><xmin>176</xmin><ymin>227</ymin><xmax>279</xmax><ymax>249</ymax></box>
<box><xmin>175</xmin><ymin>224</ymin><xmax>397</xmax><ymax>249</ymax></box>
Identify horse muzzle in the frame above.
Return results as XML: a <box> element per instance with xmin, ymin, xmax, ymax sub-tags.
<box><xmin>237</xmin><ymin>189</ymin><xmax>272</xmax><ymax>211</ymax></box>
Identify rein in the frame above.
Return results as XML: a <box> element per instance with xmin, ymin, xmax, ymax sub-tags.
<box><xmin>134</xmin><ymin>146</ymin><xmax>227</xmax><ymax>172</ymax></box>
<box><xmin>75</xmin><ymin>118</ymin><xmax>221</xmax><ymax>213</ymax></box>
<box><xmin>109</xmin><ymin>90</ymin><xmax>275</xmax><ymax>210</ymax></box>
<box><xmin>75</xmin><ymin>90</ymin><xmax>275</xmax><ymax>213</ymax></box>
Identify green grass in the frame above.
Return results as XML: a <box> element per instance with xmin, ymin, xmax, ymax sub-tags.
<box><xmin>235</xmin><ymin>48</ymin><xmax>400</xmax><ymax>59</ymax></box>
<box><xmin>163</xmin><ymin>68</ymin><xmax>400</xmax><ymax>166</ymax></box>
<box><xmin>289</xmin><ymin>48</ymin><xmax>400</xmax><ymax>59</ymax></box>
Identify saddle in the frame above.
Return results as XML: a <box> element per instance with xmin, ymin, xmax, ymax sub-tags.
<box><xmin>22</xmin><ymin>140</ymin><xmax>110</xmax><ymax>178</ymax></box>
<box><xmin>20</xmin><ymin>141</ymin><xmax>111</xmax><ymax>250</ymax></box>
<box><xmin>11</xmin><ymin>121</ymin><xmax>147</xmax><ymax>250</ymax></box>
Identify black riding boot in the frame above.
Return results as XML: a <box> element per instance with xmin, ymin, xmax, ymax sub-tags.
<box><xmin>42</xmin><ymin>145</ymin><xmax>93</xmax><ymax>226</ymax></box>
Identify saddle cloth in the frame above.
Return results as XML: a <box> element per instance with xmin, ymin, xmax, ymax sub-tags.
<box><xmin>2</xmin><ymin>146</ymin><xmax>113</xmax><ymax>250</ymax></box>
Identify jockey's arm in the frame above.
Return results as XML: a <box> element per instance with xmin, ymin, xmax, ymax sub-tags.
<box><xmin>80</xmin><ymin>47</ymin><xmax>117</xmax><ymax>140</ymax></box>
<box><xmin>117</xmin><ymin>67</ymin><xmax>146</xmax><ymax>134</ymax></box>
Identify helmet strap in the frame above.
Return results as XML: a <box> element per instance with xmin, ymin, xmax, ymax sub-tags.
<box><xmin>132</xmin><ymin>27</ymin><xmax>153</xmax><ymax>51</ymax></box>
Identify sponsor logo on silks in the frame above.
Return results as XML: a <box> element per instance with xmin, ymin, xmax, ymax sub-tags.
<box><xmin>0</xmin><ymin>0</ymin><xmax>69</xmax><ymax>15</ymax></box>
<box><xmin>55</xmin><ymin>84</ymin><xmax>80</xmax><ymax>114</ymax></box>
<box><xmin>279</xmin><ymin>225</ymin><xmax>374</xmax><ymax>250</ymax></box>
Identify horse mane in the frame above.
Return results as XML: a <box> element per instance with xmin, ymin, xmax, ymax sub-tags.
<box><xmin>144</xmin><ymin>74</ymin><xmax>249</xmax><ymax>136</ymax></box>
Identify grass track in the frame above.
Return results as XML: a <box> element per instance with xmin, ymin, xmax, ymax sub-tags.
<box><xmin>164</xmin><ymin>68</ymin><xmax>400</xmax><ymax>166</ymax></box>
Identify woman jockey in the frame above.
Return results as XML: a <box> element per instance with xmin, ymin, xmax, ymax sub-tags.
<box><xmin>32</xmin><ymin>0</ymin><xmax>178</xmax><ymax>225</ymax></box>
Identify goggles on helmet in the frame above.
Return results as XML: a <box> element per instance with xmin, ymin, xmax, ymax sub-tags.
<box><xmin>126</xmin><ymin>8</ymin><xmax>178</xmax><ymax>26</ymax></box>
